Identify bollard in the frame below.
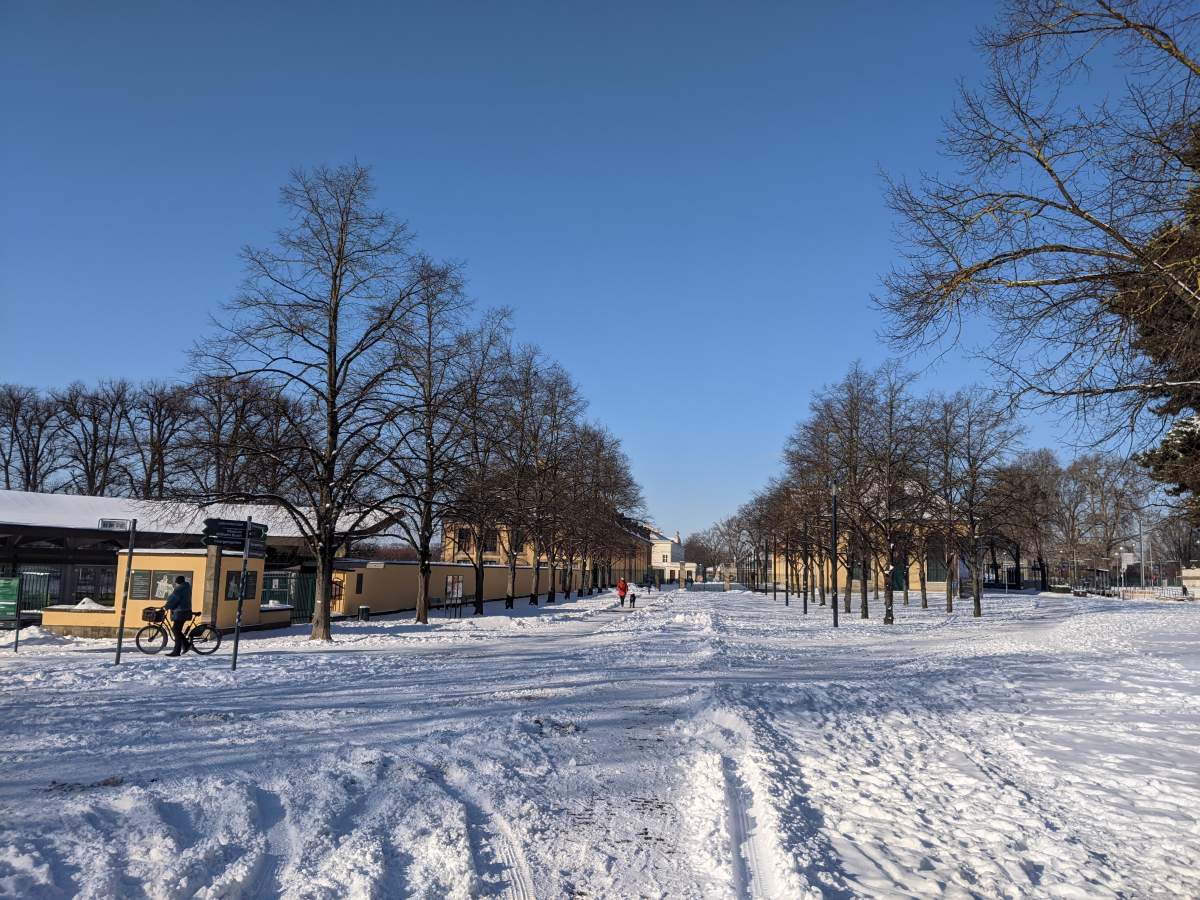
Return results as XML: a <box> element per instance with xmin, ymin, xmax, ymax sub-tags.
<box><xmin>358</xmin><ymin>605</ymin><xmax>371</xmax><ymax>621</ymax></box>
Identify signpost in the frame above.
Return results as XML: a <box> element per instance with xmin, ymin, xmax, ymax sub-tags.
<box><xmin>0</xmin><ymin>577</ymin><xmax>20</xmax><ymax>653</ymax></box>
<box><xmin>113</xmin><ymin>519</ymin><xmax>138</xmax><ymax>665</ymax></box>
<box><xmin>202</xmin><ymin>517</ymin><xmax>266</xmax><ymax>672</ymax></box>
<box><xmin>203</xmin><ymin>518</ymin><xmax>267</xmax><ymax>557</ymax></box>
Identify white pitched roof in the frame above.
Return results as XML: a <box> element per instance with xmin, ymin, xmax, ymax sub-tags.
<box><xmin>0</xmin><ymin>489</ymin><xmax>308</xmax><ymax>538</ymax></box>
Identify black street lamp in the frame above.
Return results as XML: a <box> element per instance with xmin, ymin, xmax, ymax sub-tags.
<box><xmin>784</xmin><ymin>531</ymin><xmax>790</xmax><ymax>607</ymax></box>
<box><xmin>831</xmin><ymin>482</ymin><xmax>839</xmax><ymax>629</ymax></box>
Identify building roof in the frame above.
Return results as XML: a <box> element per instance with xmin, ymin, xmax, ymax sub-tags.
<box><xmin>0</xmin><ymin>489</ymin><xmax>309</xmax><ymax>538</ymax></box>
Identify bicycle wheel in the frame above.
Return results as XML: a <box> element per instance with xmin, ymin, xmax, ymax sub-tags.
<box><xmin>188</xmin><ymin>624</ymin><xmax>221</xmax><ymax>656</ymax></box>
<box><xmin>135</xmin><ymin>624</ymin><xmax>167</xmax><ymax>654</ymax></box>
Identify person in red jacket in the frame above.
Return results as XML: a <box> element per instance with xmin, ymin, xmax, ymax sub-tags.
<box><xmin>617</xmin><ymin>577</ymin><xmax>628</xmax><ymax>607</ymax></box>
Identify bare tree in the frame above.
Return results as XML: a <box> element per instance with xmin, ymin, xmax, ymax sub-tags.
<box><xmin>447</xmin><ymin>311</ymin><xmax>513</xmax><ymax>615</ymax></box>
<box><xmin>54</xmin><ymin>379</ymin><xmax>132</xmax><ymax>496</ymax></box>
<box><xmin>123</xmin><ymin>381</ymin><xmax>193</xmax><ymax>499</ymax></box>
<box><xmin>382</xmin><ymin>259</ymin><xmax>472</xmax><ymax>624</ymax></box>
<box><xmin>204</xmin><ymin>163</ymin><xmax>424</xmax><ymax>641</ymax></box>
<box><xmin>859</xmin><ymin>365</ymin><xmax>923</xmax><ymax>624</ymax></box>
<box><xmin>879</xmin><ymin>0</ymin><xmax>1200</xmax><ymax>434</ymax></box>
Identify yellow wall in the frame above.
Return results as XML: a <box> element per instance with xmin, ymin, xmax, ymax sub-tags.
<box><xmin>42</xmin><ymin>550</ymin><xmax>268</xmax><ymax>635</ymax></box>
<box><xmin>769</xmin><ymin>551</ymin><xmax>949</xmax><ymax>593</ymax></box>
<box><xmin>333</xmin><ymin>559</ymin><xmax>602</xmax><ymax>616</ymax></box>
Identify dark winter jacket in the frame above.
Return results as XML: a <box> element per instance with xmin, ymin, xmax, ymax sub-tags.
<box><xmin>164</xmin><ymin>582</ymin><xmax>193</xmax><ymax>621</ymax></box>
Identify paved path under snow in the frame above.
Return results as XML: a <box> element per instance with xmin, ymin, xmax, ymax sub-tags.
<box><xmin>1</xmin><ymin>588</ymin><xmax>1198</xmax><ymax>898</ymax></box>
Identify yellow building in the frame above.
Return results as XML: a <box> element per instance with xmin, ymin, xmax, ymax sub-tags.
<box><xmin>40</xmin><ymin>548</ymin><xmax>291</xmax><ymax>637</ymax></box>
<box><xmin>440</xmin><ymin>521</ymin><xmax>653</xmax><ymax>590</ymax></box>
<box><xmin>767</xmin><ymin>544</ymin><xmax>952</xmax><ymax>596</ymax></box>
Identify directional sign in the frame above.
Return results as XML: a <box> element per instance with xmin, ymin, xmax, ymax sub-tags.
<box><xmin>202</xmin><ymin>519</ymin><xmax>268</xmax><ymax>556</ymax></box>
<box><xmin>203</xmin><ymin>535</ymin><xmax>267</xmax><ymax>554</ymax></box>
<box><xmin>204</xmin><ymin>519</ymin><xmax>267</xmax><ymax>538</ymax></box>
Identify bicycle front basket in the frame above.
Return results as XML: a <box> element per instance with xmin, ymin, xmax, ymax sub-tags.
<box><xmin>141</xmin><ymin>607</ymin><xmax>165</xmax><ymax>623</ymax></box>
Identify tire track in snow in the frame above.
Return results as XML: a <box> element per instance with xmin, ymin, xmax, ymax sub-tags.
<box><xmin>719</xmin><ymin>751</ymin><xmax>798</xmax><ymax>900</ymax></box>
<box><xmin>721</xmin><ymin>756</ymin><xmax>755</xmax><ymax>898</ymax></box>
<box><xmin>433</xmin><ymin>763</ymin><xmax>538</xmax><ymax>899</ymax></box>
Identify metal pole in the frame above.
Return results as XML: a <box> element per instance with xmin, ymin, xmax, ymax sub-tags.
<box><xmin>802</xmin><ymin>520</ymin><xmax>809</xmax><ymax>615</ymax></box>
<box><xmin>113</xmin><ymin>519</ymin><xmax>138</xmax><ymax>666</ymax></box>
<box><xmin>232</xmin><ymin>516</ymin><xmax>251</xmax><ymax>672</ymax></box>
<box><xmin>784</xmin><ymin>532</ymin><xmax>790</xmax><ymax>607</ymax></box>
<box><xmin>13</xmin><ymin>576</ymin><xmax>20</xmax><ymax>654</ymax></box>
<box><xmin>831</xmin><ymin>486</ymin><xmax>839</xmax><ymax>629</ymax></box>
<box><xmin>772</xmin><ymin>536</ymin><xmax>778</xmax><ymax>602</ymax></box>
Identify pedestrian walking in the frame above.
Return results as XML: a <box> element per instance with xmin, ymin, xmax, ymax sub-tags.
<box><xmin>617</xmin><ymin>577</ymin><xmax>628</xmax><ymax>607</ymax></box>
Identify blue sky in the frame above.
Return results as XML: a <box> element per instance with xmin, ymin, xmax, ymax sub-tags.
<box><xmin>1</xmin><ymin>0</ymin><xmax>1068</xmax><ymax>535</ymax></box>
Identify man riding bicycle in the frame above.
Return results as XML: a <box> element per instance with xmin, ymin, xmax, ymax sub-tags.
<box><xmin>164</xmin><ymin>576</ymin><xmax>192</xmax><ymax>657</ymax></box>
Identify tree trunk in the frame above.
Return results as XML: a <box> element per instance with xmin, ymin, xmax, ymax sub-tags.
<box><xmin>310</xmin><ymin>551</ymin><xmax>334</xmax><ymax>641</ymax></box>
<box><xmin>860</xmin><ymin>554</ymin><xmax>869</xmax><ymax>619</ymax></box>
<box><xmin>505</xmin><ymin>546</ymin><xmax>517</xmax><ymax>609</ymax></box>
<box><xmin>818</xmin><ymin>548</ymin><xmax>826</xmax><ymax>604</ymax></box>
<box><xmin>547</xmin><ymin>560</ymin><xmax>557</xmax><ymax>604</ymax></box>
<box><xmin>919</xmin><ymin>548</ymin><xmax>928</xmax><ymax>609</ymax></box>
<box><xmin>901</xmin><ymin>545</ymin><xmax>910</xmax><ymax>606</ymax></box>
<box><xmin>530</xmin><ymin>555</ymin><xmax>541</xmax><ymax>605</ymax></box>
<box><xmin>473</xmin><ymin>558</ymin><xmax>485</xmax><ymax>616</ymax></box>
<box><xmin>844</xmin><ymin>556</ymin><xmax>852</xmax><ymax>614</ymax></box>
<box><xmin>884</xmin><ymin>549</ymin><xmax>895</xmax><ymax>625</ymax></box>
<box><xmin>946</xmin><ymin>550</ymin><xmax>957</xmax><ymax>613</ymax></box>
<box><xmin>973</xmin><ymin>543</ymin><xmax>983</xmax><ymax>618</ymax></box>
<box><xmin>417</xmin><ymin>551</ymin><xmax>432</xmax><ymax>624</ymax></box>
<box><xmin>1038</xmin><ymin>555</ymin><xmax>1049</xmax><ymax>592</ymax></box>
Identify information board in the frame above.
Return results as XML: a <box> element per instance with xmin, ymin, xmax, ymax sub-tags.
<box><xmin>129</xmin><ymin>570</ymin><xmax>153</xmax><ymax>600</ymax></box>
<box><xmin>0</xmin><ymin>578</ymin><xmax>18</xmax><ymax>617</ymax></box>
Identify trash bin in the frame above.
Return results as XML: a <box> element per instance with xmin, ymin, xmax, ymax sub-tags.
<box><xmin>358</xmin><ymin>605</ymin><xmax>370</xmax><ymax>621</ymax></box>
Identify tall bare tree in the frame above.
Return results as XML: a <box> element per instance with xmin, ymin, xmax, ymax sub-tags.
<box><xmin>55</xmin><ymin>379</ymin><xmax>132</xmax><ymax>496</ymax></box>
<box><xmin>204</xmin><ymin>163</ymin><xmax>424</xmax><ymax>640</ymax></box>
<box><xmin>123</xmin><ymin>381</ymin><xmax>192</xmax><ymax>499</ymax></box>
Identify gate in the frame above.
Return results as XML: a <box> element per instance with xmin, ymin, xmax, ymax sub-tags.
<box><xmin>262</xmin><ymin>573</ymin><xmax>316</xmax><ymax>623</ymax></box>
<box><xmin>18</xmin><ymin>573</ymin><xmax>55</xmax><ymax>612</ymax></box>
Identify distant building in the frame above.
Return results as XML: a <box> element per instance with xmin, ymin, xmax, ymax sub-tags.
<box><xmin>647</xmin><ymin>527</ymin><xmax>697</xmax><ymax>583</ymax></box>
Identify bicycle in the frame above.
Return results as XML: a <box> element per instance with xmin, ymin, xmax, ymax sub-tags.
<box><xmin>135</xmin><ymin>607</ymin><xmax>221</xmax><ymax>656</ymax></box>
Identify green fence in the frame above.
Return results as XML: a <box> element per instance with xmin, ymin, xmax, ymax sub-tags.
<box><xmin>262</xmin><ymin>572</ymin><xmax>316</xmax><ymax>623</ymax></box>
<box><xmin>18</xmin><ymin>573</ymin><xmax>55</xmax><ymax>612</ymax></box>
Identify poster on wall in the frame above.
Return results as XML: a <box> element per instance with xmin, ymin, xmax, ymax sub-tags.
<box><xmin>152</xmin><ymin>571</ymin><xmax>190</xmax><ymax>600</ymax></box>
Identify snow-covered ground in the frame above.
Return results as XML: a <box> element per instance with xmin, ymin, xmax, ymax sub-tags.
<box><xmin>2</xmin><ymin>587</ymin><xmax>1198</xmax><ymax>898</ymax></box>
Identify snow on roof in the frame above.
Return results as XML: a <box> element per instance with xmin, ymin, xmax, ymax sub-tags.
<box><xmin>0</xmin><ymin>489</ymin><xmax>308</xmax><ymax>538</ymax></box>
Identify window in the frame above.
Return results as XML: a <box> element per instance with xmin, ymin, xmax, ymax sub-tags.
<box><xmin>661</xmin><ymin>554</ymin><xmax>668</xmax><ymax>563</ymax></box>
<box><xmin>355</xmin><ymin>573</ymin><xmax>364</xmax><ymax>594</ymax></box>
<box><xmin>73</xmin><ymin>566</ymin><xmax>117</xmax><ymax>605</ymax></box>
<box><xmin>224</xmin><ymin>570</ymin><xmax>259</xmax><ymax>601</ymax></box>
<box><xmin>456</xmin><ymin>528</ymin><xmax>472</xmax><ymax>552</ymax></box>
<box><xmin>483</xmin><ymin>530</ymin><xmax>498</xmax><ymax>553</ymax></box>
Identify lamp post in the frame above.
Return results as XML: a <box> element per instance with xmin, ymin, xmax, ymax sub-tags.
<box><xmin>784</xmin><ymin>532</ymin><xmax>790</xmax><ymax>607</ymax></box>
<box><xmin>772</xmin><ymin>535</ymin><xmax>778</xmax><ymax>602</ymax></box>
<box><xmin>831</xmin><ymin>482</ymin><xmax>839</xmax><ymax>629</ymax></box>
